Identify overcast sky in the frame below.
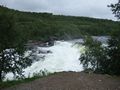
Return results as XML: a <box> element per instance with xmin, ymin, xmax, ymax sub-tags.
<box><xmin>0</xmin><ymin>0</ymin><xmax>118</xmax><ymax>20</ymax></box>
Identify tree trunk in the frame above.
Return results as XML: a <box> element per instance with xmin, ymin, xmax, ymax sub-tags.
<box><xmin>0</xmin><ymin>51</ymin><xmax>4</xmax><ymax>82</ymax></box>
<box><xmin>0</xmin><ymin>70</ymin><xmax>2</xmax><ymax>82</ymax></box>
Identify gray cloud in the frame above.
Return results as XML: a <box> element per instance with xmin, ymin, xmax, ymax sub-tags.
<box><xmin>0</xmin><ymin>0</ymin><xmax>118</xmax><ymax>20</ymax></box>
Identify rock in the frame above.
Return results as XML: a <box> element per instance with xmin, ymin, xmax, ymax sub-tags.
<box><xmin>38</xmin><ymin>50</ymin><xmax>52</xmax><ymax>54</ymax></box>
<box><xmin>48</xmin><ymin>41</ymin><xmax>54</xmax><ymax>46</ymax></box>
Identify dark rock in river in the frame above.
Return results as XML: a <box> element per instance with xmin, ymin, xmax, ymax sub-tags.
<box><xmin>38</xmin><ymin>50</ymin><xmax>52</xmax><ymax>54</ymax></box>
<box><xmin>25</xmin><ymin>40</ymin><xmax>55</xmax><ymax>50</ymax></box>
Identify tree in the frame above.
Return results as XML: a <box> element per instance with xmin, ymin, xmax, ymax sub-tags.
<box><xmin>80</xmin><ymin>0</ymin><xmax>120</xmax><ymax>75</ymax></box>
<box><xmin>106</xmin><ymin>30</ymin><xmax>120</xmax><ymax>75</ymax></box>
<box><xmin>0</xmin><ymin>8</ymin><xmax>32</xmax><ymax>82</ymax></box>
<box><xmin>80</xmin><ymin>35</ymin><xmax>120</xmax><ymax>75</ymax></box>
<box><xmin>80</xmin><ymin>36</ymin><xmax>107</xmax><ymax>73</ymax></box>
<box><xmin>109</xmin><ymin>0</ymin><xmax>120</xmax><ymax>20</ymax></box>
<box><xmin>107</xmin><ymin>0</ymin><xmax>120</xmax><ymax>75</ymax></box>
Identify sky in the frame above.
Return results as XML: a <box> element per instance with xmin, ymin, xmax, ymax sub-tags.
<box><xmin>0</xmin><ymin>0</ymin><xmax>118</xmax><ymax>20</ymax></box>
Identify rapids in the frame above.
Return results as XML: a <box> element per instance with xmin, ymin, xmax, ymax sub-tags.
<box><xmin>5</xmin><ymin>40</ymin><xmax>84</xmax><ymax>80</ymax></box>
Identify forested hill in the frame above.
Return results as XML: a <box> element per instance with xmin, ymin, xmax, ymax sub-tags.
<box><xmin>0</xmin><ymin>6</ymin><xmax>119</xmax><ymax>41</ymax></box>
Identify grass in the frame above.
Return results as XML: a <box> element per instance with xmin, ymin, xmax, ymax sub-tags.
<box><xmin>0</xmin><ymin>75</ymin><xmax>42</xmax><ymax>89</ymax></box>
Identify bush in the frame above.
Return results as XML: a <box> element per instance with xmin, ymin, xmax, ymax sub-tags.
<box><xmin>80</xmin><ymin>35</ymin><xmax>120</xmax><ymax>75</ymax></box>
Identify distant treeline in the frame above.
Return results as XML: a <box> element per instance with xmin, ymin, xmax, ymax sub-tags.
<box><xmin>0</xmin><ymin>6</ymin><xmax>119</xmax><ymax>41</ymax></box>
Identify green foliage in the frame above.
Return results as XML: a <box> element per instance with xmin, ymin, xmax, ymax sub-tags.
<box><xmin>109</xmin><ymin>0</ymin><xmax>120</xmax><ymax>20</ymax></box>
<box><xmin>0</xmin><ymin>9</ymin><xmax>32</xmax><ymax>82</ymax></box>
<box><xmin>0</xmin><ymin>5</ymin><xmax>119</xmax><ymax>41</ymax></box>
<box><xmin>80</xmin><ymin>36</ymin><xmax>107</xmax><ymax>73</ymax></box>
<box><xmin>80</xmin><ymin>35</ymin><xmax>120</xmax><ymax>75</ymax></box>
<box><xmin>81</xmin><ymin>0</ymin><xmax>120</xmax><ymax>75</ymax></box>
<box><xmin>106</xmin><ymin>30</ymin><xmax>120</xmax><ymax>75</ymax></box>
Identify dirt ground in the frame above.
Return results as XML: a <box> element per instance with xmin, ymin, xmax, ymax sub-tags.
<box><xmin>2</xmin><ymin>72</ymin><xmax>120</xmax><ymax>90</ymax></box>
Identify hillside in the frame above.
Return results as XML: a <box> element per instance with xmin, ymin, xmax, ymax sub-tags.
<box><xmin>2</xmin><ymin>72</ymin><xmax>120</xmax><ymax>90</ymax></box>
<box><xmin>0</xmin><ymin>6</ymin><xmax>119</xmax><ymax>41</ymax></box>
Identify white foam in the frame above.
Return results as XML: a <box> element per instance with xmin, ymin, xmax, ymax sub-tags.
<box><xmin>5</xmin><ymin>41</ymin><xmax>84</xmax><ymax>80</ymax></box>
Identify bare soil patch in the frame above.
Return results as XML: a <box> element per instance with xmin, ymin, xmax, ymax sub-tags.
<box><xmin>2</xmin><ymin>72</ymin><xmax>120</xmax><ymax>90</ymax></box>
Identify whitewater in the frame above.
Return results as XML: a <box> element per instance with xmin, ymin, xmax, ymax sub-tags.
<box><xmin>5</xmin><ymin>40</ymin><xmax>85</xmax><ymax>80</ymax></box>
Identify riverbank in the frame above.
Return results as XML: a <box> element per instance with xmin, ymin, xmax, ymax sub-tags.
<box><xmin>2</xmin><ymin>72</ymin><xmax>120</xmax><ymax>90</ymax></box>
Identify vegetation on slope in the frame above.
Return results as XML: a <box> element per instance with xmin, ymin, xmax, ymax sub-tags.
<box><xmin>0</xmin><ymin>5</ymin><xmax>119</xmax><ymax>41</ymax></box>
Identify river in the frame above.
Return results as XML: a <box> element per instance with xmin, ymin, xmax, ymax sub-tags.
<box><xmin>5</xmin><ymin>36</ymin><xmax>109</xmax><ymax>80</ymax></box>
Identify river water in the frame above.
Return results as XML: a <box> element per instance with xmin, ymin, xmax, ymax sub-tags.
<box><xmin>5</xmin><ymin>36</ymin><xmax>108</xmax><ymax>80</ymax></box>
